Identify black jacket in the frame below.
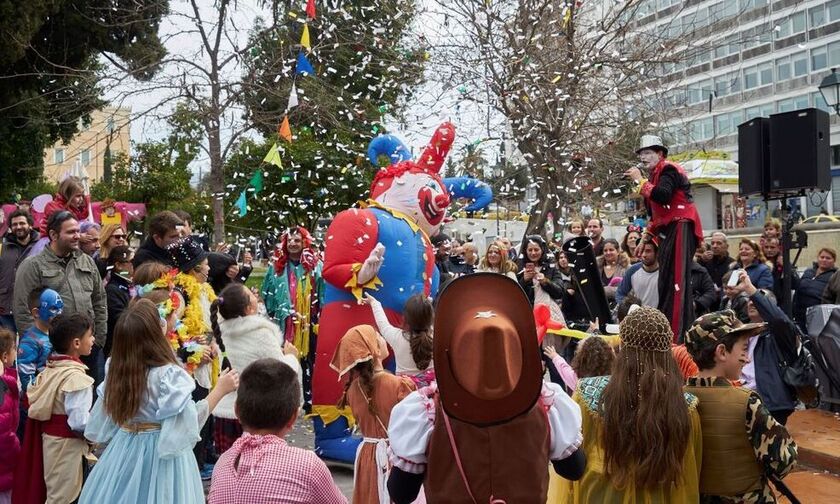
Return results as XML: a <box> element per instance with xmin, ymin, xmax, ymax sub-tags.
<box><xmin>104</xmin><ymin>273</ymin><xmax>132</xmax><ymax>357</ymax></box>
<box><xmin>133</xmin><ymin>237</ymin><xmax>176</xmax><ymax>269</ymax></box>
<box><xmin>794</xmin><ymin>265</ymin><xmax>837</xmax><ymax>330</ymax></box>
<box><xmin>517</xmin><ymin>264</ymin><xmax>565</xmax><ymax>306</ymax></box>
<box><xmin>699</xmin><ymin>254</ymin><xmax>735</xmax><ymax>288</ymax></box>
<box><xmin>0</xmin><ymin>229</ymin><xmax>38</xmax><ymax>315</ymax></box>
<box><xmin>690</xmin><ymin>261</ymin><xmax>718</xmax><ymax>316</ymax></box>
<box><xmin>207</xmin><ymin>251</ymin><xmax>252</xmax><ymax>295</ymax></box>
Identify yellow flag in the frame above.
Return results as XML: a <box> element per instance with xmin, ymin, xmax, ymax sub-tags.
<box><xmin>263</xmin><ymin>143</ymin><xmax>283</xmax><ymax>168</ymax></box>
<box><xmin>301</xmin><ymin>23</ymin><xmax>311</xmax><ymax>50</ymax></box>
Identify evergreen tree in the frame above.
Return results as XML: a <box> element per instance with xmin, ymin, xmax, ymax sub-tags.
<box><xmin>0</xmin><ymin>0</ymin><xmax>168</xmax><ymax>199</ymax></box>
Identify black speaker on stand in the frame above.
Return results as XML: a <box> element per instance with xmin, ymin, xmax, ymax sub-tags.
<box><xmin>769</xmin><ymin>108</ymin><xmax>831</xmax><ymax>193</ymax></box>
<box><xmin>736</xmin><ymin>108</ymin><xmax>831</xmax><ymax>316</ymax></box>
<box><xmin>737</xmin><ymin>117</ymin><xmax>770</xmax><ymax>196</ymax></box>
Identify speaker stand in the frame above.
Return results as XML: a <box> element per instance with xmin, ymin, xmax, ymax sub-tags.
<box><xmin>763</xmin><ymin>194</ymin><xmax>808</xmax><ymax>318</ymax></box>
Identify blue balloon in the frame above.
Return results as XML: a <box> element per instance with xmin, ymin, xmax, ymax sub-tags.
<box><xmin>367</xmin><ymin>134</ymin><xmax>412</xmax><ymax>166</ymax></box>
<box><xmin>443</xmin><ymin>176</ymin><xmax>494</xmax><ymax>212</ymax></box>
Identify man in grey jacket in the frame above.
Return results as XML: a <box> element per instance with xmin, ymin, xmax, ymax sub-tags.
<box><xmin>0</xmin><ymin>209</ymin><xmax>38</xmax><ymax>332</ymax></box>
<box><xmin>13</xmin><ymin>211</ymin><xmax>106</xmax><ymax>384</ymax></box>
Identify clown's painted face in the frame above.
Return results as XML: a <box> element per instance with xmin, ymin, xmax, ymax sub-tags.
<box><xmin>373</xmin><ymin>170</ymin><xmax>451</xmax><ymax>237</ymax></box>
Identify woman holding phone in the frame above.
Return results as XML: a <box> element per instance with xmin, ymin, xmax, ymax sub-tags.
<box><xmin>517</xmin><ymin>236</ymin><xmax>567</xmax><ymax>346</ymax></box>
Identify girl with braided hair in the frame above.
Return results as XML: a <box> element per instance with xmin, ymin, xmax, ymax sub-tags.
<box><xmin>551</xmin><ymin>306</ymin><xmax>703</xmax><ymax>502</ymax></box>
<box><xmin>209</xmin><ymin>283</ymin><xmax>301</xmax><ymax>454</ymax></box>
<box><xmin>359</xmin><ymin>292</ymin><xmax>435</xmax><ymax>387</ymax></box>
<box><xmin>331</xmin><ymin>325</ymin><xmax>415</xmax><ymax>504</ymax></box>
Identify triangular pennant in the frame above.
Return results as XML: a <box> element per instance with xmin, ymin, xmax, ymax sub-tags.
<box><xmin>249</xmin><ymin>170</ymin><xmax>264</xmax><ymax>194</ymax></box>
<box><xmin>263</xmin><ymin>143</ymin><xmax>284</xmax><ymax>168</ymax></box>
<box><xmin>296</xmin><ymin>50</ymin><xmax>315</xmax><ymax>76</ymax></box>
<box><xmin>300</xmin><ymin>23</ymin><xmax>311</xmax><ymax>49</ymax></box>
<box><xmin>306</xmin><ymin>0</ymin><xmax>316</xmax><ymax>19</ymax></box>
<box><xmin>278</xmin><ymin>115</ymin><xmax>292</xmax><ymax>142</ymax></box>
<box><xmin>287</xmin><ymin>83</ymin><xmax>299</xmax><ymax>110</ymax></box>
<box><xmin>235</xmin><ymin>190</ymin><xmax>247</xmax><ymax>217</ymax></box>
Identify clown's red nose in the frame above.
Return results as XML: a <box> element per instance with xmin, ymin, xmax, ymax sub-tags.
<box><xmin>434</xmin><ymin>193</ymin><xmax>450</xmax><ymax>210</ymax></box>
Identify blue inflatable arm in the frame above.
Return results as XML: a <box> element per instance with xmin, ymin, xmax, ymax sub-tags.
<box><xmin>367</xmin><ymin>134</ymin><xmax>412</xmax><ymax>166</ymax></box>
<box><xmin>443</xmin><ymin>176</ymin><xmax>494</xmax><ymax>212</ymax></box>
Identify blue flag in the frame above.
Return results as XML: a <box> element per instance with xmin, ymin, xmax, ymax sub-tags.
<box><xmin>235</xmin><ymin>190</ymin><xmax>247</xmax><ymax>217</ymax></box>
<box><xmin>296</xmin><ymin>51</ymin><xmax>315</xmax><ymax>76</ymax></box>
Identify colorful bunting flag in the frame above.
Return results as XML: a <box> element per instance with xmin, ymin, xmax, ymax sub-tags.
<box><xmin>249</xmin><ymin>170</ymin><xmax>264</xmax><ymax>194</ymax></box>
<box><xmin>263</xmin><ymin>143</ymin><xmax>283</xmax><ymax>168</ymax></box>
<box><xmin>235</xmin><ymin>190</ymin><xmax>247</xmax><ymax>217</ymax></box>
<box><xmin>306</xmin><ymin>0</ymin><xmax>316</xmax><ymax>19</ymax></box>
<box><xmin>288</xmin><ymin>83</ymin><xmax>299</xmax><ymax>110</ymax></box>
<box><xmin>296</xmin><ymin>51</ymin><xmax>315</xmax><ymax>76</ymax></box>
<box><xmin>279</xmin><ymin>115</ymin><xmax>293</xmax><ymax>142</ymax></box>
<box><xmin>301</xmin><ymin>23</ymin><xmax>311</xmax><ymax>49</ymax></box>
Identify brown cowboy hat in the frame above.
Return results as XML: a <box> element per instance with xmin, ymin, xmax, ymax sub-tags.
<box><xmin>434</xmin><ymin>273</ymin><xmax>542</xmax><ymax>426</ymax></box>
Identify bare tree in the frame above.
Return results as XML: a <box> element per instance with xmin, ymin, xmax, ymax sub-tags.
<box><xmin>427</xmin><ymin>0</ymin><xmax>738</xmax><ymax>236</ymax></box>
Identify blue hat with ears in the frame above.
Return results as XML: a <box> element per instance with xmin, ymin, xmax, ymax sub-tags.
<box><xmin>38</xmin><ymin>289</ymin><xmax>64</xmax><ymax>323</ymax></box>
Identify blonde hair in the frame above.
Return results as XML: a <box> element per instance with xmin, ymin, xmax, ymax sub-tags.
<box><xmin>479</xmin><ymin>241</ymin><xmax>517</xmax><ymax>273</ymax></box>
<box><xmin>99</xmin><ymin>224</ymin><xmax>124</xmax><ymax>260</ymax></box>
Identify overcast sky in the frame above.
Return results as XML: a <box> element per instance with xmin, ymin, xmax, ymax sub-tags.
<box><xmin>104</xmin><ymin>0</ymin><xmax>501</xmax><ymax>181</ymax></box>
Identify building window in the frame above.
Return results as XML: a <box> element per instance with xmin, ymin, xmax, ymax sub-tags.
<box><xmin>758</xmin><ymin>62</ymin><xmax>773</xmax><ymax>86</ymax></box>
<box><xmin>106</xmin><ymin>118</ymin><xmax>115</xmax><ymax>134</ymax></box>
<box><xmin>744</xmin><ymin>65</ymin><xmax>759</xmax><ymax>89</ymax></box>
<box><xmin>813</xmin><ymin>91</ymin><xmax>831</xmax><ymax>114</ymax></box>
<box><xmin>829</xmin><ymin>41</ymin><xmax>840</xmax><ymax>67</ymax></box>
<box><xmin>812</xmin><ymin>46</ymin><xmax>828</xmax><ymax>72</ymax></box>
<box><xmin>81</xmin><ymin>149</ymin><xmax>91</xmax><ymax>166</ymax></box>
<box><xmin>745</xmin><ymin>103</ymin><xmax>775</xmax><ymax>120</ymax></box>
<box><xmin>792</xmin><ymin>51</ymin><xmax>809</xmax><ymax>77</ymax></box>
<box><xmin>54</xmin><ymin>148</ymin><xmax>64</xmax><ymax>164</ymax></box>
<box><xmin>776</xmin><ymin>12</ymin><xmax>806</xmax><ymax>39</ymax></box>
<box><xmin>776</xmin><ymin>56</ymin><xmax>791</xmax><ymax>81</ymax></box>
<box><xmin>740</xmin><ymin>0</ymin><xmax>768</xmax><ymax>10</ymax></box>
<box><xmin>715</xmin><ymin>114</ymin><xmax>730</xmax><ymax>136</ymax></box>
<box><xmin>722</xmin><ymin>1</ymin><xmax>738</xmax><ymax>18</ymax></box>
<box><xmin>777</xmin><ymin>95</ymin><xmax>810</xmax><ymax>113</ymax></box>
<box><xmin>810</xmin><ymin>5</ymin><xmax>827</xmax><ymax>28</ymax></box>
<box><xmin>831</xmin><ymin>0</ymin><xmax>840</xmax><ymax>23</ymax></box>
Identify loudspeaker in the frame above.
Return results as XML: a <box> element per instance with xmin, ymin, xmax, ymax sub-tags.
<box><xmin>737</xmin><ymin>117</ymin><xmax>770</xmax><ymax>195</ymax></box>
<box><xmin>768</xmin><ymin>108</ymin><xmax>831</xmax><ymax>192</ymax></box>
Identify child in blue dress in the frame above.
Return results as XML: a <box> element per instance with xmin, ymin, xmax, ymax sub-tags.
<box><xmin>79</xmin><ymin>298</ymin><xmax>239</xmax><ymax>503</ymax></box>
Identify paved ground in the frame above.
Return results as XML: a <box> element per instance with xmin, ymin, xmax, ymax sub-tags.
<box><xmin>285</xmin><ymin>417</ymin><xmax>355</xmax><ymax>499</ymax></box>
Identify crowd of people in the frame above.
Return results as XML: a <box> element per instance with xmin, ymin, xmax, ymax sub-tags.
<box><xmin>0</xmin><ymin>154</ymin><xmax>833</xmax><ymax>503</ymax></box>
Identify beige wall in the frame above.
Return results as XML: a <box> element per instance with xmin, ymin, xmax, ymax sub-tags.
<box><xmin>42</xmin><ymin>106</ymin><xmax>131</xmax><ymax>183</ymax></box>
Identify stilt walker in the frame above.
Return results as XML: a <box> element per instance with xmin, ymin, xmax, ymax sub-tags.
<box><xmin>625</xmin><ymin>135</ymin><xmax>704</xmax><ymax>342</ymax></box>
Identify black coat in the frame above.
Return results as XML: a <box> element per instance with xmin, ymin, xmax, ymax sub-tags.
<box><xmin>699</xmin><ymin>254</ymin><xmax>735</xmax><ymax>288</ymax></box>
<box><xmin>517</xmin><ymin>264</ymin><xmax>565</xmax><ymax>306</ymax></box>
<box><xmin>133</xmin><ymin>237</ymin><xmax>176</xmax><ymax>269</ymax></box>
<box><xmin>690</xmin><ymin>261</ymin><xmax>718</xmax><ymax>316</ymax></box>
<box><xmin>0</xmin><ymin>228</ymin><xmax>38</xmax><ymax>315</ymax></box>
<box><xmin>793</xmin><ymin>265</ymin><xmax>837</xmax><ymax>329</ymax></box>
<box><xmin>104</xmin><ymin>274</ymin><xmax>132</xmax><ymax>357</ymax></box>
<box><xmin>207</xmin><ymin>251</ymin><xmax>252</xmax><ymax>295</ymax></box>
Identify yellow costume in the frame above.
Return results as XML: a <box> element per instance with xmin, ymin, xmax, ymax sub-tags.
<box><xmin>548</xmin><ymin>375</ymin><xmax>702</xmax><ymax>503</ymax></box>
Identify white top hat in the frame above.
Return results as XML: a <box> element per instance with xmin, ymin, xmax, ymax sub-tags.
<box><xmin>636</xmin><ymin>134</ymin><xmax>668</xmax><ymax>156</ymax></box>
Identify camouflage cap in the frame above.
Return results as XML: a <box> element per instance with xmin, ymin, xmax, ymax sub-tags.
<box><xmin>685</xmin><ymin>310</ymin><xmax>766</xmax><ymax>345</ymax></box>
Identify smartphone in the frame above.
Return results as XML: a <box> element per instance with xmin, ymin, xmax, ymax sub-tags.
<box><xmin>727</xmin><ymin>269</ymin><xmax>744</xmax><ymax>287</ymax></box>
<box><xmin>525</xmin><ymin>263</ymin><xmax>536</xmax><ymax>271</ymax></box>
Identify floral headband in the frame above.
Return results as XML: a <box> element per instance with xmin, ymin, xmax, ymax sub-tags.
<box><xmin>626</xmin><ymin>224</ymin><xmax>643</xmax><ymax>233</ymax></box>
<box><xmin>137</xmin><ymin>268</ymin><xmax>178</xmax><ymax>297</ymax></box>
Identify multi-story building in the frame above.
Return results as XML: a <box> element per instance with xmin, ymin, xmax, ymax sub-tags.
<box><xmin>42</xmin><ymin>106</ymin><xmax>131</xmax><ymax>183</ymax></box>
<box><xmin>630</xmin><ymin>0</ymin><xmax>840</xmax><ymax>228</ymax></box>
